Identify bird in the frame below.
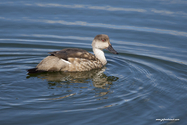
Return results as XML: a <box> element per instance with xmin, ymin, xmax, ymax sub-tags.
<box><xmin>27</xmin><ymin>34</ymin><xmax>118</xmax><ymax>73</ymax></box>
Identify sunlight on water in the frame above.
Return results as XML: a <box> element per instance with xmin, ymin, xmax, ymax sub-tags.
<box><xmin>1</xmin><ymin>16</ymin><xmax>187</xmax><ymax>37</ymax></box>
<box><xmin>1</xmin><ymin>1</ymin><xmax>187</xmax><ymax>17</ymax></box>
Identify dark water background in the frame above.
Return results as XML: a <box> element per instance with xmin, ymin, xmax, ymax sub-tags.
<box><xmin>0</xmin><ymin>0</ymin><xmax>187</xmax><ymax>125</ymax></box>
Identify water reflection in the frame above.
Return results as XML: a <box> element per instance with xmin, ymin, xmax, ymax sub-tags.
<box><xmin>27</xmin><ymin>67</ymin><xmax>119</xmax><ymax>89</ymax></box>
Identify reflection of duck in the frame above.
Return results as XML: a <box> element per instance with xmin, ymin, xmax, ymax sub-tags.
<box><xmin>28</xmin><ymin>34</ymin><xmax>118</xmax><ymax>73</ymax></box>
<box><xmin>27</xmin><ymin>67</ymin><xmax>119</xmax><ymax>88</ymax></box>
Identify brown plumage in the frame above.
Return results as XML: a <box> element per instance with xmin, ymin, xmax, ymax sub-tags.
<box><xmin>49</xmin><ymin>48</ymin><xmax>97</xmax><ymax>61</ymax></box>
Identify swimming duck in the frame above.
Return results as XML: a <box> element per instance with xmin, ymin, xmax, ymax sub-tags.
<box><xmin>28</xmin><ymin>34</ymin><xmax>118</xmax><ymax>73</ymax></box>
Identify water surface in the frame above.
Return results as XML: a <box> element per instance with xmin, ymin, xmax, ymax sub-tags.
<box><xmin>0</xmin><ymin>0</ymin><xmax>187</xmax><ymax>125</ymax></box>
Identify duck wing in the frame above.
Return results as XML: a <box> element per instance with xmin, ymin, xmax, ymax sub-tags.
<box><xmin>49</xmin><ymin>48</ymin><xmax>97</xmax><ymax>61</ymax></box>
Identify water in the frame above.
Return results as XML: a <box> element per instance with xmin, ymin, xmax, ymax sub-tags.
<box><xmin>0</xmin><ymin>0</ymin><xmax>187</xmax><ymax>125</ymax></box>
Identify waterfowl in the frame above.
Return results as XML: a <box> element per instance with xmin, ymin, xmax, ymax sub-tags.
<box><xmin>28</xmin><ymin>34</ymin><xmax>118</xmax><ymax>73</ymax></box>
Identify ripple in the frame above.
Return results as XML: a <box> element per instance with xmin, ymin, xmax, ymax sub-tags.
<box><xmin>25</xmin><ymin>18</ymin><xmax>187</xmax><ymax>37</ymax></box>
<box><xmin>0</xmin><ymin>34</ymin><xmax>186</xmax><ymax>113</ymax></box>
<box><xmin>1</xmin><ymin>35</ymin><xmax>187</xmax><ymax>125</ymax></box>
<box><xmin>1</xmin><ymin>1</ymin><xmax>187</xmax><ymax>17</ymax></box>
<box><xmin>0</xmin><ymin>2</ymin><xmax>146</xmax><ymax>13</ymax></box>
<box><xmin>1</xmin><ymin>16</ymin><xmax>187</xmax><ymax>37</ymax></box>
<box><xmin>105</xmin><ymin>50</ymin><xmax>187</xmax><ymax>107</ymax></box>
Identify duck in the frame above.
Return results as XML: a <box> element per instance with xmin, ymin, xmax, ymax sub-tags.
<box><xmin>27</xmin><ymin>34</ymin><xmax>118</xmax><ymax>73</ymax></box>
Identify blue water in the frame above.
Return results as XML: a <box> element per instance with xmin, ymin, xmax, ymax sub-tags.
<box><xmin>0</xmin><ymin>0</ymin><xmax>187</xmax><ymax>125</ymax></box>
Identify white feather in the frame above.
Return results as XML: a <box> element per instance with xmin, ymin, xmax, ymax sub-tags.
<box><xmin>61</xmin><ymin>59</ymin><xmax>71</xmax><ymax>64</ymax></box>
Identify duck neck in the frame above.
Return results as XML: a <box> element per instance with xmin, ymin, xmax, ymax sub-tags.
<box><xmin>93</xmin><ymin>48</ymin><xmax>107</xmax><ymax>65</ymax></box>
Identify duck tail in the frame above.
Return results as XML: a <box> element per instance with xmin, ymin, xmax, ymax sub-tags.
<box><xmin>27</xmin><ymin>68</ymin><xmax>38</xmax><ymax>74</ymax></box>
<box><xmin>27</xmin><ymin>68</ymin><xmax>45</xmax><ymax>74</ymax></box>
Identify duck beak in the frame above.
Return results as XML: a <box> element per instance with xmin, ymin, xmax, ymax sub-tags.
<box><xmin>106</xmin><ymin>44</ymin><xmax>118</xmax><ymax>54</ymax></box>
